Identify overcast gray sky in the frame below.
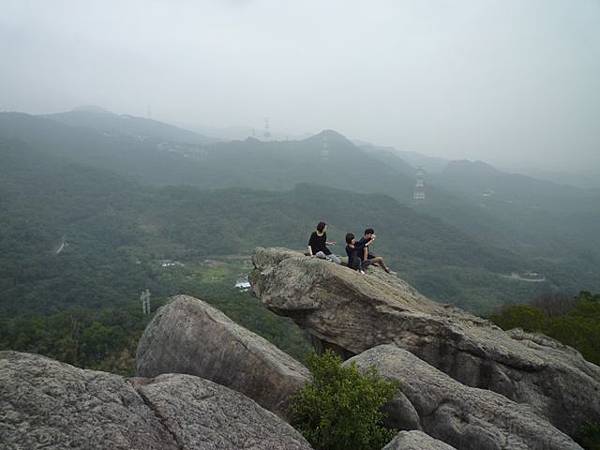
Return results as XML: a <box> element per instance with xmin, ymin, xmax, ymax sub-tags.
<box><xmin>1</xmin><ymin>0</ymin><xmax>599</xmax><ymax>171</ymax></box>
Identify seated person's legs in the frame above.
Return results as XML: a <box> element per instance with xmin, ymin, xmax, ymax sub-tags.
<box><xmin>369</xmin><ymin>256</ymin><xmax>391</xmax><ymax>273</ymax></box>
<box><xmin>326</xmin><ymin>253</ymin><xmax>341</xmax><ymax>264</ymax></box>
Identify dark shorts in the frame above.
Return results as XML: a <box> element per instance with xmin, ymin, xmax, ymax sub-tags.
<box><xmin>366</xmin><ymin>253</ymin><xmax>377</xmax><ymax>259</ymax></box>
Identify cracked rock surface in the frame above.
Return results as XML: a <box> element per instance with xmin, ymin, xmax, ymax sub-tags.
<box><xmin>250</xmin><ymin>247</ymin><xmax>600</xmax><ymax>436</ymax></box>
<box><xmin>132</xmin><ymin>373</ymin><xmax>311</xmax><ymax>450</ymax></box>
<box><xmin>1</xmin><ymin>351</ymin><xmax>312</xmax><ymax>450</ymax></box>
<box><xmin>0</xmin><ymin>351</ymin><xmax>177</xmax><ymax>450</ymax></box>
<box><xmin>347</xmin><ymin>345</ymin><xmax>582</xmax><ymax>450</ymax></box>
<box><xmin>136</xmin><ymin>294</ymin><xmax>309</xmax><ymax>419</ymax></box>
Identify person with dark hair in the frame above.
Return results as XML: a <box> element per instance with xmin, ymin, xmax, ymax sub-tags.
<box><xmin>307</xmin><ymin>221</ymin><xmax>341</xmax><ymax>264</ymax></box>
<box><xmin>354</xmin><ymin>228</ymin><xmax>391</xmax><ymax>273</ymax></box>
<box><xmin>345</xmin><ymin>232</ymin><xmax>369</xmax><ymax>274</ymax></box>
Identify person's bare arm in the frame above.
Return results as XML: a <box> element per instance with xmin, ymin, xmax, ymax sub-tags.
<box><xmin>307</xmin><ymin>245</ymin><xmax>313</xmax><ymax>256</ymax></box>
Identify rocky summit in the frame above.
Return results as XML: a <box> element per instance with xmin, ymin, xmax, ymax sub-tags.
<box><xmin>250</xmin><ymin>247</ymin><xmax>600</xmax><ymax>437</ymax></box>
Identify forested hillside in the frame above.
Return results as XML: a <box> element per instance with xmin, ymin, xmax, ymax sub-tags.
<box><xmin>2</xmin><ymin>111</ymin><xmax>599</xmax><ymax>377</ymax></box>
<box><xmin>0</xmin><ymin>136</ymin><xmax>534</xmax><ymax>374</ymax></box>
<box><xmin>5</xmin><ymin>111</ymin><xmax>598</xmax><ymax>273</ymax></box>
<box><xmin>0</xmin><ymin>138</ymin><xmax>540</xmax><ymax>316</ymax></box>
<box><xmin>432</xmin><ymin>160</ymin><xmax>600</xmax><ymax>290</ymax></box>
<box><xmin>44</xmin><ymin>106</ymin><xmax>215</xmax><ymax>144</ymax></box>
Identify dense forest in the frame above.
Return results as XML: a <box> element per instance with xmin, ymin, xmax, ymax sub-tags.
<box><xmin>1</xmin><ymin>111</ymin><xmax>599</xmax><ymax>381</ymax></box>
<box><xmin>1</xmin><ymin>137</ymin><xmax>552</xmax><ymax>316</ymax></box>
<box><xmin>490</xmin><ymin>291</ymin><xmax>600</xmax><ymax>366</ymax></box>
<box><xmin>2</xmin><ymin>110</ymin><xmax>598</xmax><ymax>294</ymax></box>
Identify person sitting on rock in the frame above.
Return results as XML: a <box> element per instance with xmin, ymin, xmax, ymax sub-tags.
<box><xmin>354</xmin><ymin>228</ymin><xmax>391</xmax><ymax>273</ymax></box>
<box><xmin>307</xmin><ymin>221</ymin><xmax>341</xmax><ymax>264</ymax></box>
<box><xmin>345</xmin><ymin>232</ymin><xmax>369</xmax><ymax>274</ymax></box>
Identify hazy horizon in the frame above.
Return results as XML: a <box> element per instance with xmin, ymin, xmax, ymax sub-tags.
<box><xmin>1</xmin><ymin>0</ymin><xmax>599</xmax><ymax>172</ymax></box>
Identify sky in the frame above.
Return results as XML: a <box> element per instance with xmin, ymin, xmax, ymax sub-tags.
<box><xmin>1</xmin><ymin>0</ymin><xmax>599</xmax><ymax>172</ymax></box>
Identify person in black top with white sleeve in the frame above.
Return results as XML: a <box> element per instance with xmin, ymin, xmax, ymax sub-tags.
<box><xmin>354</xmin><ymin>227</ymin><xmax>391</xmax><ymax>273</ymax></box>
<box><xmin>307</xmin><ymin>221</ymin><xmax>341</xmax><ymax>264</ymax></box>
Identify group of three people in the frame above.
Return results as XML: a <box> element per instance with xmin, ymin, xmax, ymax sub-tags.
<box><xmin>307</xmin><ymin>221</ymin><xmax>391</xmax><ymax>274</ymax></box>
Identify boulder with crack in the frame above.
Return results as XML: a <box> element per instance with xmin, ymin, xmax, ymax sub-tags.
<box><xmin>0</xmin><ymin>351</ymin><xmax>313</xmax><ymax>450</ymax></box>
<box><xmin>347</xmin><ymin>345</ymin><xmax>582</xmax><ymax>450</ymax></box>
<box><xmin>250</xmin><ymin>247</ymin><xmax>600</xmax><ymax>436</ymax></box>
<box><xmin>136</xmin><ymin>294</ymin><xmax>310</xmax><ymax>419</ymax></box>
<box><xmin>132</xmin><ymin>373</ymin><xmax>311</xmax><ymax>450</ymax></box>
<box><xmin>0</xmin><ymin>351</ymin><xmax>177</xmax><ymax>450</ymax></box>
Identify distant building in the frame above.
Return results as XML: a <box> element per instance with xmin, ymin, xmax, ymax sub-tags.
<box><xmin>413</xmin><ymin>167</ymin><xmax>426</xmax><ymax>201</ymax></box>
<box><xmin>159</xmin><ymin>260</ymin><xmax>185</xmax><ymax>268</ymax></box>
<box><xmin>235</xmin><ymin>276</ymin><xmax>251</xmax><ymax>291</ymax></box>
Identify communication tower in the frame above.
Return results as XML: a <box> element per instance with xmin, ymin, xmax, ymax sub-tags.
<box><xmin>413</xmin><ymin>167</ymin><xmax>426</xmax><ymax>201</ymax></box>
<box><xmin>263</xmin><ymin>118</ymin><xmax>271</xmax><ymax>140</ymax></box>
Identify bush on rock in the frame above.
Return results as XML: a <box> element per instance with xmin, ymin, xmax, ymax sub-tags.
<box><xmin>290</xmin><ymin>350</ymin><xmax>398</xmax><ymax>450</ymax></box>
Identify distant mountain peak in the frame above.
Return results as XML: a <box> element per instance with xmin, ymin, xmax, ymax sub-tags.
<box><xmin>71</xmin><ymin>105</ymin><xmax>114</xmax><ymax>115</ymax></box>
<box><xmin>305</xmin><ymin>129</ymin><xmax>353</xmax><ymax>145</ymax></box>
<box><xmin>315</xmin><ymin>129</ymin><xmax>346</xmax><ymax>139</ymax></box>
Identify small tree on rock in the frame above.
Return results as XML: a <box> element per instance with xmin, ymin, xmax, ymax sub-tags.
<box><xmin>290</xmin><ymin>350</ymin><xmax>398</xmax><ymax>450</ymax></box>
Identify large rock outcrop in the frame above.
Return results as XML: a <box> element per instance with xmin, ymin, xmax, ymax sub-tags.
<box><xmin>0</xmin><ymin>351</ymin><xmax>177</xmax><ymax>450</ymax></box>
<box><xmin>136</xmin><ymin>294</ymin><xmax>309</xmax><ymax>418</ymax></box>
<box><xmin>250</xmin><ymin>247</ymin><xmax>600</xmax><ymax>436</ymax></box>
<box><xmin>0</xmin><ymin>351</ymin><xmax>312</xmax><ymax>450</ymax></box>
<box><xmin>347</xmin><ymin>345</ymin><xmax>582</xmax><ymax>450</ymax></box>
<box><xmin>132</xmin><ymin>374</ymin><xmax>311</xmax><ymax>450</ymax></box>
<box><xmin>383</xmin><ymin>430</ymin><xmax>456</xmax><ymax>450</ymax></box>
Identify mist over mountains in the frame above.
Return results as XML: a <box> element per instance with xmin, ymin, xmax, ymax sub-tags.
<box><xmin>2</xmin><ymin>2</ymin><xmax>600</xmax><ymax>447</ymax></box>
<box><xmin>2</xmin><ymin>102</ymin><xmax>600</xmax><ymax>448</ymax></box>
<box><xmin>1</xmin><ymin>107</ymin><xmax>599</xmax><ymax>316</ymax></box>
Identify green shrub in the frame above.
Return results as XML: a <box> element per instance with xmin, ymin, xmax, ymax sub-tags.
<box><xmin>290</xmin><ymin>350</ymin><xmax>398</xmax><ymax>450</ymax></box>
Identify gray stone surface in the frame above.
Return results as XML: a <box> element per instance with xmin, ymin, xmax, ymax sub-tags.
<box><xmin>250</xmin><ymin>247</ymin><xmax>600</xmax><ymax>436</ymax></box>
<box><xmin>133</xmin><ymin>374</ymin><xmax>312</xmax><ymax>450</ymax></box>
<box><xmin>383</xmin><ymin>430</ymin><xmax>456</xmax><ymax>450</ymax></box>
<box><xmin>382</xmin><ymin>390</ymin><xmax>421</xmax><ymax>431</ymax></box>
<box><xmin>136</xmin><ymin>294</ymin><xmax>309</xmax><ymax>418</ymax></box>
<box><xmin>347</xmin><ymin>345</ymin><xmax>582</xmax><ymax>450</ymax></box>
<box><xmin>0</xmin><ymin>351</ymin><xmax>178</xmax><ymax>450</ymax></box>
<box><xmin>1</xmin><ymin>351</ymin><xmax>313</xmax><ymax>450</ymax></box>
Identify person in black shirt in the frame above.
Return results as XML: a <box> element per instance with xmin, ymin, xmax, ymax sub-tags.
<box><xmin>307</xmin><ymin>221</ymin><xmax>341</xmax><ymax>264</ymax></box>
<box><xmin>345</xmin><ymin>232</ymin><xmax>370</xmax><ymax>274</ymax></box>
<box><xmin>354</xmin><ymin>228</ymin><xmax>391</xmax><ymax>273</ymax></box>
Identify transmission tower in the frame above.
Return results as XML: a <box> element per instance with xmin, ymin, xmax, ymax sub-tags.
<box><xmin>140</xmin><ymin>289</ymin><xmax>151</xmax><ymax>315</ymax></box>
<box><xmin>413</xmin><ymin>167</ymin><xmax>426</xmax><ymax>202</ymax></box>
<box><xmin>263</xmin><ymin>118</ymin><xmax>271</xmax><ymax>140</ymax></box>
